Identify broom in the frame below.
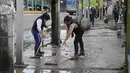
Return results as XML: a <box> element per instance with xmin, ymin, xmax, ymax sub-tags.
<box><xmin>30</xmin><ymin>39</ymin><xmax>44</xmax><ymax>59</ymax></box>
<box><xmin>35</xmin><ymin>40</ymin><xmax>43</xmax><ymax>55</ymax></box>
<box><xmin>44</xmin><ymin>46</ymin><xmax>62</xmax><ymax>66</ymax></box>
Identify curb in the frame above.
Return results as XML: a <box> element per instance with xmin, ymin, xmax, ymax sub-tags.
<box><xmin>24</xmin><ymin>11</ymin><xmax>51</xmax><ymax>14</ymax></box>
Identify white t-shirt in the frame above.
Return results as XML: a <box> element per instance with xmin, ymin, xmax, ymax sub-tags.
<box><xmin>36</xmin><ymin>19</ymin><xmax>42</xmax><ymax>32</ymax></box>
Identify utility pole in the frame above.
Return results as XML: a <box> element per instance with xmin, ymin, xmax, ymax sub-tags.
<box><xmin>15</xmin><ymin>0</ymin><xmax>28</xmax><ymax>68</ymax></box>
<box><xmin>99</xmin><ymin>0</ymin><xmax>104</xmax><ymax>20</ymax></box>
<box><xmin>79</xmin><ymin>0</ymin><xmax>83</xmax><ymax>21</ymax></box>
<box><xmin>88</xmin><ymin>0</ymin><xmax>90</xmax><ymax>20</ymax></box>
<box><xmin>41</xmin><ymin>0</ymin><xmax>44</xmax><ymax>12</ymax></box>
<box><xmin>127</xmin><ymin>0</ymin><xmax>130</xmax><ymax>72</ymax></box>
<box><xmin>83</xmin><ymin>0</ymin><xmax>87</xmax><ymax>19</ymax></box>
<box><xmin>76</xmin><ymin>0</ymin><xmax>79</xmax><ymax>20</ymax></box>
<box><xmin>83</xmin><ymin>0</ymin><xmax>90</xmax><ymax>19</ymax></box>
<box><xmin>81</xmin><ymin>0</ymin><xmax>90</xmax><ymax>30</ymax></box>
<box><xmin>51</xmin><ymin>0</ymin><xmax>60</xmax><ymax>46</ymax></box>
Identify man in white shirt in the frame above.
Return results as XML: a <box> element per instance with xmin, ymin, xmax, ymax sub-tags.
<box><xmin>31</xmin><ymin>12</ymin><xmax>50</xmax><ymax>56</ymax></box>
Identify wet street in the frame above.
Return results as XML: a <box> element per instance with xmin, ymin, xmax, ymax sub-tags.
<box><xmin>14</xmin><ymin>19</ymin><xmax>125</xmax><ymax>73</ymax></box>
<box><xmin>15</xmin><ymin>68</ymin><xmax>122</xmax><ymax>73</ymax></box>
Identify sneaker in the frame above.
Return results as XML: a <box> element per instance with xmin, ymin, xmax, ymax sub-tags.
<box><xmin>35</xmin><ymin>54</ymin><xmax>42</xmax><ymax>57</ymax></box>
<box><xmin>79</xmin><ymin>53</ymin><xmax>85</xmax><ymax>56</ymax></box>
<box><xmin>35</xmin><ymin>53</ymin><xmax>42</xmax><ymax>57</ymax></box>
<box><xmin>39</xmin><ymin>51</ymin><xmax>44</xmax><ymax>54</ymax></box>
<box><xmin>70</xmin><ymin>54</ymin><xmax>79</xmax><ymax>60</ymax></box>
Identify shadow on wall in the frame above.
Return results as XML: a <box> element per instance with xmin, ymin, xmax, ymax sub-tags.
<box><xmin>0</xmin><ymin>47</ymin><xmax>13</xmax><ymax>73</ymax></box>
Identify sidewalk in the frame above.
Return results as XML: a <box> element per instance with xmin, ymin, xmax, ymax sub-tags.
<box><xmin>14</xmin><ymin>25</ymin><xmax>125</xmax><ymax>73</ymax></box>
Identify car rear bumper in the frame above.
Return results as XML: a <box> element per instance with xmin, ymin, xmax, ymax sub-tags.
<box><xmin>67</xmin><ymin>10</ymin><xmax>76</xmax><ymax>13</ymax></box>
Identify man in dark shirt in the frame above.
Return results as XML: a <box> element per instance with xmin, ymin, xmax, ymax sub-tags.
<box><xmin>31</xmin><ymin>12</ymin><xmax>50</xmax><ymax>56</ymax></box>
<box><xmin>113</xmin><ymin>3</ymin><xmax>120</xmax><ymax>23</ymax></box>
<box><xmin>90</xmin><ymin>7</ymin><xmax>96</xmax><ymax>26</ymax></box>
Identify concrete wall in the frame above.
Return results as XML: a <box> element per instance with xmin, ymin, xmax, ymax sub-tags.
<box><xmin>0</xmin><ymin>4</ymin><xmax>14</xmax><ymax>73</ymax></box>
<box><xmin>0</xmin><ymin>14</ymin><xmax>14</xmax><ymax>73</ymax></box>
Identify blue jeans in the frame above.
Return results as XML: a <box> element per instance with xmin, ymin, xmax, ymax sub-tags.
<box><xmin>31</xmin><ymin>29</ymin><xmax>41</xmax><ymax>52</ymax></box>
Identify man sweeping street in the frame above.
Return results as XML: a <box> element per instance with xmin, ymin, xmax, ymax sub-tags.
<box><xmin>31</xmin><ymin>12</ymin><xmax>50</xmax><ymax>56</ymax></box>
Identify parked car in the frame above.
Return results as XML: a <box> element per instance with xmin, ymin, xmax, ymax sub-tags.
<box><xmin>65</xmin><ymin>0</ymin><xmax>76</xmax><ymax>15</ymax></box>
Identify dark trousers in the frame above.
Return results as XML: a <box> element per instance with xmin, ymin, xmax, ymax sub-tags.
<box><xmin>31</xmin><ymin>29</ymin><xmax>41</xmax><ymax>54</ymax></box>
<box><xmin>74</xmin><ymin>32</ymin><xmax>84</xmax><ymax>55</ymax></box>
<box><xmin>114</xmin><ymin>15</ymin><xmax>119</xmax><ymax>23</ymax></box>
<box><xmin>90</xmin><ymin>14</ymin><xmax>94</xmax><ymax>25</ymax></box>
